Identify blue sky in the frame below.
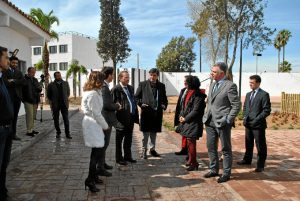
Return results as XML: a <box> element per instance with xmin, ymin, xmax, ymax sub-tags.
<box><xmin>12</xmin><ymin>0</ymin><xmax>300</xmax><ymax>72</ymax></box>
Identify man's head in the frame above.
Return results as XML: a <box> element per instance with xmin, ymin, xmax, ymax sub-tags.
<box><xmin>9</xmin><ymin>56</ymin><xmax>19</xmax><ymax>69</ymax></box>
<box><xmin>148</xmin><ymin>68</ymin><xmax>159</xmax><ymax>82</ymax></box>
<box><xmin>210</xmin><ymin>62</ymin><xmax>227</xmax><ymax>81</ymax></box>
<box><xmin>0</xmin><ymin>46</ymin><xmax>9</xmax><ymax>71</ymax></box>
<box><xmin>118</xmin><ymin>71</ymin><xmax>130</xmax><ymax>86</ymax></box>
<box><xmin>101</xmin><ymin>67</ymin><xmax>114</xmax><ymax>83</ymax></box>
<box><xmin>27</xmin><ymin>67</ymin><xmax>36</xmax><ymax>77</ymax></box>
<box><xmin>184</xmin><ymin>75</ymin><xmax>192</xmax><ymax>88</ymax></box>
<box><xmin>54</xmin><ymin>71</ymin><xmax>62</xmax><ymax>81</ymax></box>
<box><xmin>249</xmin><ymin>75</ymin><xmax>261</xmax><ymax>90</ymax></box>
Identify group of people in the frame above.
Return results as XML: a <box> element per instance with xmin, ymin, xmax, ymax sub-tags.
<box><xmin>0</xmin><ymin>44</ymin><xmax>271</xmax><ymax>198</ymax></box>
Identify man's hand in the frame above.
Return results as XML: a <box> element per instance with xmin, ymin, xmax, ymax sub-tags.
<box><xmin>179</xmin><ymin>116</ymin><xmax>185</xmax><ymax>123</ymax></box>
<box><xmin>116</xmin><ymin>102</ymin><xmax>122</xmax><ymax>110</ymax></box>
<box><xmin>141</xmin><ymin>103</ymin><xmax>149</xmax><ymax>107</ymax></box>
<box><xmin>8</xmin><ymin>79</ymin><xmax>14</xmax><ymax>82</ymax></box>
<box><xmin>161</xmin><ymin>104</ymin><xmax>166</xmax><ymax>110</ymax></box>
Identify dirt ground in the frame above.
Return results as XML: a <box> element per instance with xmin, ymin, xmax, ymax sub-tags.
<box><xmin>164</xmin><ymin>96</ymin><xmax>300</xmax><ymax>130</ymax></box>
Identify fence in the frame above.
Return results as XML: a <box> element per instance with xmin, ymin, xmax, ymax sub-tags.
<box><xmin>281</xmin><ymin>92</ymin><xmax>300</xmax><ymax>116</ymax></box>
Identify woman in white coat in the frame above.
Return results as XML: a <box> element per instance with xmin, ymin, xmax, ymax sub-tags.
<box><xmin>81</xmin><ymin>71</ymin><xmax>109</xmax><ymax>192</ymax></box>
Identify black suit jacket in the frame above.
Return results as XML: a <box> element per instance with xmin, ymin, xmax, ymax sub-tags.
<box><xmin>112</xmin><ymin>84</ymin><xmax>139</xmax><ymax>129</ymax></box>
<box><xmin>174</xmin><ymin>87</ymin><xmax>186</xmax><ymax>127</ymax></box>
<box><xmin>243</xmin><ymin>88</ymin><xmax>271</xmax><ymax>129</ymax></box>
<box><xmin>135</xmin><ymin>80</ymin><xmax>168</xmax><ymax>132</ymax></box>
<box><xmin>101</xmin><ymin>82</ymin><xmax>119</xmax><ymax>127</ymax></box>
<box><xmin>2</xmin><ymin>68</ymin><xmax>25</xmax><ymax>101</ymax></box>
<box><xmin>47</xmin><ymin>80</ymin><xmax>70</xmax><ymax>111</ymax></box>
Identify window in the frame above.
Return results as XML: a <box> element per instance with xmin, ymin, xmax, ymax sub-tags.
<box><xmin>49</xmin><ymin>46</ymin><xmax>57</xmax><ymax>54</ymax></box>
<box><xmin>59</xmin><ymin>62</ymin><xmax>68</xmax><ymax>71</ymax></box>
<box><xmin>49</xmin><ymin>63</ymin><xmax>57</xmax><ymax>71</ymax></box>
<box><xmin>33</xmin><ymin>47</ymin><xmax>41</xmax><ymax>55</ymax></box>
<box><xmin>59</xmin><ymin>45</ymin><xmax>68</xmax><ymax>53</ymax></box>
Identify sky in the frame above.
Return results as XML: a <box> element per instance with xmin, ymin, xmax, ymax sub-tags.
<box><xmin>12</xmin><ymin>0</ymin><xmax>300</xmax><ymax>73</ymax></box>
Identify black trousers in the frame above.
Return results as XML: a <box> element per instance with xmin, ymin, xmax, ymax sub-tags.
<box><xmin>97</xmin><ymin>127</ymin><xmax>112</xmax><ymax>170</ymax></box>
<box><xmin>52</xmin><ymin>105</ymin><xmax>70</xmax><ymax>135</ymax></box>
<box><xmin>243</xmin><ymin>127</ymin><xmax>267</xmax><ymax>168</ymax></box>
<box><xmin>0</xmin><ymin>127</ymin><xmax>12</xmax><ymax>198</ymax></box>
<box><xmin>88</xmin><ymin>148</ymin><xmax>105</xmax><ymax>181</ymax></box>
<box><xmin>12</xmin><ymin>99</ymin><xmax>21</xmax><ymax>138</ymax></box>
<box><xmin>115</xmin><ymin>124</ymin><xmax>134</xmax><ymax>161</ymax></box>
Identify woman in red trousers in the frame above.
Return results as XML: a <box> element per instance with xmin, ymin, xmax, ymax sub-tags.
<box><xmin>178</xmin><ymin>76</ymin><xmax>206</xmax><ymax>171</ymax></box>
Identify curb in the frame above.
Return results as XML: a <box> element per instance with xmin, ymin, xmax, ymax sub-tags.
<box><xmin>10</xmin><ymin>109</ymin><xmax>80</xmax><ymax>161</ymax></box>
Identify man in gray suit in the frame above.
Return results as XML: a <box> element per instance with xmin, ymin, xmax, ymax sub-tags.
<box><xmin>237</xmin><ymin>75</ymin><xmax>271</xmax><ymax>172</ymax></box>
<box><xmin>203</xmin><ymin>62</ymin><xmax>240</xmax><ymax>183</ymax></box>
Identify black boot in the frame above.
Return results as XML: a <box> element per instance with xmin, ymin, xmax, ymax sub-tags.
<box><xmin>85</xmin><ymin>178</ymin><xmax>99</xmax><ymax>192</ymax></box>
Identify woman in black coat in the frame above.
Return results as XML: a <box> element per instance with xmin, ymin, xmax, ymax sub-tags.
<box><xmin>178</xmin><ymin>76</ymin><xmax>206</xmax><ymax>171</ymax></box>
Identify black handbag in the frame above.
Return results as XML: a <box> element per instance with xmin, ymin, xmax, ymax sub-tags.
<box><xmin>175</xmin><ymin>123</ymin><xmax>184</xmax><ymax>133</ymax></box>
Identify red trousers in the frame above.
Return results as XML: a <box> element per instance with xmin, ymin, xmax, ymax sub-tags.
<box><xmin>187</xmin><ymin>138</ymin><xmax>198</xmax><ymax>166</ymax></box>
<box><xmin>181</xmin><ymin>136</ymin><xmax>187</xmax><ymax>149</ymax></box>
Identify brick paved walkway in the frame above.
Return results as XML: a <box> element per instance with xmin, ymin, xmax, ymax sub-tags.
<box><xmin>6</xmin><ymin>112</ymin><xmax>240</xmax><ymax>201</ymax></box>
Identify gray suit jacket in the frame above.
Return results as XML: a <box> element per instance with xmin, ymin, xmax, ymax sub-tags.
<box><xmin>101</xmin><ymin>82</ymin><xmax>119</xmax><ymax>127</ymax></box>
<box><xmin>203</xmin><ymin>79</ymin><xmax>240</xmax><ymax>128</ymax></box>
<box><xmin>243</xmin><ymin>88</ymin><xmax>271</xmax><ymax>129</ymax></box>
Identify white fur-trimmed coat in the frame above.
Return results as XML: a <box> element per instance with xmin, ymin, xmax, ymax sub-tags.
<box><xmin>81</xmin><ymin>90</ymin><xmax>109</xmax><ymax>148</ymax></box>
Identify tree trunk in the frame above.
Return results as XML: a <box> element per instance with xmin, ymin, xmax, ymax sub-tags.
<box><xmin>113</xmin><ymin>59</ymin><xmax>117</xmax><ymax>87</ymax></box>
<box><xmin>283</xmin><ymin>45</ymin><xmax>285</xmax><ymax>65</ymax></box>
<box><xmin>42</xmin><ymin>42</ymin><xmax>49</xmax><ymax>103</ymax></box>
<box><xmin>73</xmin><ymin>72</ymin><xmax>77</xmax><ymax>99</ymax></box>
<box><xmin>78</xmin><ymin>72</ymin><xmax>81</xmax><ymax>97</ymax></box>
<box><xmin>278</xmin><ymin>49</ymin><xmax>281</xmax><ymax>72</ymax></box>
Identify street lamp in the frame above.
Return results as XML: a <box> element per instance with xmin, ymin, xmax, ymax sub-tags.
<box><xmin>238</xmin><ymin>29</ymin><xmax>246</xmax><ymax>102</ymax></box>
<box><xmin>253</xmin><ymin>52</ymin><xmax>262</xmax><ymax>74</ymax></box>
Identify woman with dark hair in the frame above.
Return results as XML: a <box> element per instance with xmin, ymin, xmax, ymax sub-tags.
<box><xmin>81</xmin><ymin>71</ymin><xmax>109</xmax><ymax>192</ymax></box>
<box><xmin>178</xmin><ymin>76</ymin><xmax>206</xmax><ymax>171</ymax></box>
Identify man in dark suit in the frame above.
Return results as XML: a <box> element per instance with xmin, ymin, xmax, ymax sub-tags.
<box><xmin>202</xmin><ymin>62</ymin><xmax>240</xmax><ymax>183</ymax></box>
<box><xmin>99</xmin><ymin>67</ymin><xmax>123</xmax><ymax>176</ymax></box>
<box><xmin>2</xmin><ymin>56</ymin><xmax>25</xmax><ymax>140</ymax></box>
<box><xmin>237</xmin><ymin>75</ymin><xmax>271</xmax><ymax>172</ymax></box>
<box><xmin>135</xmin><ymin>68</ymin><xmax>168</xmax><ymax>159</ymax></box>
<box><xmin>174</xmin><ymin>75</ymin><xmax>191</xmax><ymax>155</ymax></box>
<box><xmin>0</xmin><ymin>46</ymin><xmax>14</xmax><ymax>201</ymax></box>
<box><xmin>47</xmin><ymin>72</ymin><xmax>71</xmax><ymax>139</ymax></box>
<box><xmin>112</xmin><ymin>71</ymin><xmax>139</xmax><ymax>165</ymax></box>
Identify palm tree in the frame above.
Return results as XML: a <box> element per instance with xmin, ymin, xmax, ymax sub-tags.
<box><xmin>34</xmin><ymin>60</ymin><xmax>44</xmax><ymax>71</ymax></box>
<box><xmin>274</xmin><ymin>35</ymin><xmax>282</xmax><ymax>72</ymax></box>
<box><xmin>279</xmin><ymin>61</ymin><xmax>292</xmax><ymax>73</ymax></box>
<box><xmin>66</xmin><ymin>60</ymin><xmax>88</xmax><ymax>99</ymax></box>
<box><xmin>278</xmin><ymin>29</ymin><xmax>292</xmax><ymax>65</ymax></box>
<box><xmin>29</xmin><ymin>8</ymin><xmax>59</xmax><ymax>98</ymax></box>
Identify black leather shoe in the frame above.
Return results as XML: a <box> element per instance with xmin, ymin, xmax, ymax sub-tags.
<box><xmin>66</xmin><ymin>134</ymin><xmax>72</xmax><ymax>139</ymax></box>
<box><xmin>150</xmin><ymin>150</ymin><xmax>160</xmax><ymax>157</ymax></box>
<box><xmin>56</xmin><ymin>133</ymin><xmax>61</xmax><ymax>138</ymax></box>
<box><xmin>104</xmin><ymin>163</ymin><xmax>113</xmax><ymax>170</ymax></box>
<box><xmin>32</xmin><ymin>130</ymin><xmax>39</xmax><ymax>135</ymax></box>
<box><xmin>85</xmin><ymin>179</ymin><xmax>100</xmax><ymax>192</ymax></box>
<box><xmin>94</xmin><ymin>176</ymin><xmax>103</xmax><ymax>184</ymax></box>
<box><xmin>13</xmin><ymin>136</ymin><xmax>21</xmax><ymax>141</ymax></box>
<box><xmin>254</xmin><ymin>167</ymin><xmax>264</xmax><ymax>172</ymax></box>
<box><xmin>237</xmin><ymin>160</ymin><xmax>251</xmax><ymax>165</ymax></box>
<box><xmin>175</xmin><ymin>148</ymin><xmax>188</xmax><ymax>155</ymax></box>
<box><xmin>204</xmin><ymin>172</ymin><xmax>219</xmax><ymax>178</ymax></box>
<box><xmin>26</xmin><ymin>132</ymin><xmax>34</xmax><ymax>137</ymax></box>
<box><xmin>217</xmin><ymin>175</ymin><xmax>230</xmax><ymax>183</ymax></box>
<box><xmin>124</xmin><ymin>158</ymin><xmax>137</xmax><ymax>163</ymax></box>
<box><xmin>97</xmin><ymin>169</ymin><xmax>112</xmax><ymax>177</ymax></box>
<box><xmin>186</xmin><ymin>165</ymin><xmax>198</xmax><ymax>171</ymax></box>
<box><xmin>116</xmin><ymin>160</ymin><xmax>128</xmax><ymax>166</ymax></box>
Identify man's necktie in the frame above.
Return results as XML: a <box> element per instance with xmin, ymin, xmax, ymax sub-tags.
<box><xmin>124</xmin><ymin>86</ymin><xmax>136</xmax><ymax>114</ymax></box>
<box><xmin>212</xmin><ymin>82</ymin><xmax>219</xmax><ymax>95</ymax></box>
<box><xmin>249</xmin><ymin>90</ymin><xmax>256</xmax><ymax>107</ymax></box>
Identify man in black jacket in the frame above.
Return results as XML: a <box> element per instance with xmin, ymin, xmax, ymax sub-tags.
<box><xmin>47</xmin><ymin>72</ymin><xmax>71</xmax><ymax>139</ymax></box>
<box><xmin>112</xmin><ymin>71</ymin><xmax>139</xmax><ymax>165</ymax></box>
<box><xmin>0</xmin><ymin>46</ymin><xmax>14</xmax><ymax>201</ymax></box>
<box><xmin>237</xmin><ymin>75</ymin><xmax>271</xmax><ymax>172</ymax></box>
<box><xmin>3</xmin><ymin>56</ymin><xmax>24</xmax><ymax>140</ymax></box>
<box><xmin>22</xmin><ymin>67</ymin><xmax>42</xmax><ymax>137</ymax></box>
<box><xmin>135</xmin><ymin>68</ymin><xmax>168</xmax><ymax>159</ymax></box>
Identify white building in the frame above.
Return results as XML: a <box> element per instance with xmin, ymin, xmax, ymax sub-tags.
<box><xmin>32</xmin><ymin>31</ymin><xmax>112</xmax><ymax>81</ymax></box>
<box><xmin>0</xmin><ymin>0</ymin><xmax>51</xmax><ymax>115</ymax></box>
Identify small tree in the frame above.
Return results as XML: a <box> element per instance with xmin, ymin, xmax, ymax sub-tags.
<box><xmin>156</xmin><ymin>36</ymin><xmax>196</xmax><ymax>72</ymax></box>
<box><xmin>279</xmin><ymin>61</ymin><xmax>292</xmax><ymax>73</ymax></box>
<box><xmin>66</xmin><ymin>60</ymin><xmax>88</xmax><ymax>98</ymax></box>
<box><xmin>34</xmin><ymin>60</ymin><xmax>43</xmax><ymax>71</ymax></box>
<box><xmin>278</xmin><ymin>29</ymin><xmax>292</xmax><ymax>65</ymax></box>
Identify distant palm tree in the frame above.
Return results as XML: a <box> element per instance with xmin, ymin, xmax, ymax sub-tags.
<box><xmin>278</xmin><ymin>29</ymin><xmax>292</xmax><ymax>65</ymax></box>
<box><xmin>66</xmin><ymin>60</ymin><xmax>88</xmax><ymax>98</ymax></box>
<box><xmin>279</xmin><ymin>61</ymin><xmax>292</xmax><ymax>73</ymax></box>
<box><xmin>29</xmin><ymin>8</ymin><xmax>59</xmax><ymax>98</ymax></box>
